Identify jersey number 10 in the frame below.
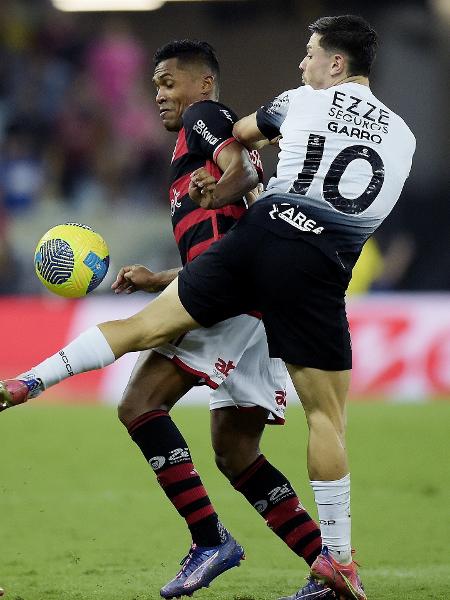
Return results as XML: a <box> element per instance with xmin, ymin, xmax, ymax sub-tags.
<box><xmin>289</xmin><ymin>134</ymin><xmax>385</xmax><ymax>215</ymax></box>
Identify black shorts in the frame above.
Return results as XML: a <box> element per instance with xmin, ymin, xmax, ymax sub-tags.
<box><xmin>178</xmin><ymin>200</ymin><xmax>352</xmax><ymax>371</ymax></box>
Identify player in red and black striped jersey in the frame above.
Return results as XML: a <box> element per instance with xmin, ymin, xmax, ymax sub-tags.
<box><xmin>1</xmin><ymin>41</ymin><xmax>323</xmax><ymax>599</ymax></box>
<box><xmin>114</xmin><ymin>41</ymin><xmax>322</xmax><ymax>598</ymax></box>
<box><xmin>169</xmin><ymin>99</ymin><xmax>262</xmax><ymax>264</ymax></box>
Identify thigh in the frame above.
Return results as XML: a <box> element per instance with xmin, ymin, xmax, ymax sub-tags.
<box><xmin>287</xmin><ymin>364</ymin><xmax>351</xmax><ymax>430</ymax></box>
<box><xmin>119</xmin><ymin>350</ymin><xmax>198</xmax><ymax>425</ymax></box>
<box><xmin>177</xmin><ymin>224</ymin><xmax>261</xmax><ymax>328</ymax></box>
<box><xmin>252</xmin><ymin>235</ymin><xmax>352</xmax><ymax>371</ymax></box>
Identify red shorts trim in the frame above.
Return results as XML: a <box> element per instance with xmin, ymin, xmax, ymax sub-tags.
<box><xmin>171</xmin><ymin>356</ymin><xmax>219</xmax><ymax>389</ymax></box>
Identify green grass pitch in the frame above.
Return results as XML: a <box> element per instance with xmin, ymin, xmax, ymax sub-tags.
<box><xmin>1</xmin><ymin>402</ymin><xmax>449</xmax><ymax>599</ymax></box>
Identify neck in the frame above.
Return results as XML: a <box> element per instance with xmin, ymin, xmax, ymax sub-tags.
<box><xmin>333</xmin><ymin>74</ymin><xmax>370</xmax><ymax>87</ymax></box>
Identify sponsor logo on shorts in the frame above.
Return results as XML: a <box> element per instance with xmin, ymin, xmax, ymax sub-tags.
<box><xmin>214</xmin><ymin>358</ymin><xmax>236</xmax><ymax>378</ymax></box>
<box><xmin>149</xmin><ymin>456</ymin><xmax>166</xmax><ymax>470</ymax></box>
<box><xmin>275</xmin><ymin>389</ymin><xmax>287</xmax><ymax>406</ymax></box>
<box><xmin>269</xmin><ymin>203</ymin><xmax>324</xmax><ymax>235</ymax></box>
<box><xmin>168</xmin><ymin>447</ymin><xmax>190</xmax><ymax>464</ymax></box>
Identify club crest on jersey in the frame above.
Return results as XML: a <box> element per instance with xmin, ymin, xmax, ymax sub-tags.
<box><xmin>171</xmin><ymin>187</ymin><xmax>182</xmax><ymax>216</ymax></box>
<box><xmin>269</xmin><ymin>203</ymin><xmax>324</xmax><ymax>234</ymax></box>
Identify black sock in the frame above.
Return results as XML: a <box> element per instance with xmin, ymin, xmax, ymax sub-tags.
<box><xmin>233</xmin><ymin>455</ymin><xmax>321</xmax><ymax>565</ymax></box>
<box><xmin>128</xmin><ymin>409</ymin><xmax>224</xmax><ymax>547</ymax></box>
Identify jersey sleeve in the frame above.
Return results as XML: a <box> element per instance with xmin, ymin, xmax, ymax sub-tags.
<box><xmin>183</xmin><ymin>101</ymin><xmax>237</xmax><ymax>163</ymax></box>
<box><xmin>256</xmin><ymin>91</ymin><xmax>290</xmax><ymax>140</ymax></box>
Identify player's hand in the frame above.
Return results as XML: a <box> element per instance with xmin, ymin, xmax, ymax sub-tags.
<box><xmin>245</xmin><ymin>182</ymin><xmax>264</xmax><ymax>206</ymax></box>
<box><xmin>189</xmin><ymin>167</ymin><xmax>218</xmax><ymax>209</ymax></box>
<box><xmin>111</xmin><ymin>265</ymin><xmax>164</xmax><ymax>294</ymax></box>
<box><xmin>269</xmin><ymin>135</ymin><xmax>282</xmax><ymax>146</ymax></box>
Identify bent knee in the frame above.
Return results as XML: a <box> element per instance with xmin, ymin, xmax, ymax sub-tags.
<box><xmin>214</xmin><ymin>448</ymin><xmax>260</xmax><ymax>481</ymax></box>
<box><xmin>117</xmin><ymin>387</ymin><xmax>167</xmax><ymax>427</ymax></box>
<box><xmin>214</xmin><ymin>452</ymin><xmax>236</xmax><ymax>480</ymax></box>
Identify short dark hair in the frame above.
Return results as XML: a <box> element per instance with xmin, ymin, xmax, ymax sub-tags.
<box><xmin>309</xmin><ymin>15</ymin><xmax>378</xmax><ymax>76</ymax></box>
<box><xmin>153</xmin><ymin>40</ymin><xmax>220</xmax><ymax>86</ymax></box>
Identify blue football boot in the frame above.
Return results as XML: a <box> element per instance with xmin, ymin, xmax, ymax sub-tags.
<box><xmin>160</xmin><ymin>532</ymin><xmax>245</xmax><ymax>599</ymax></box>
<box><xmin>278</xmin><ymin>576</ymin><xmax>337</xmax><ymax>599</ymax></box>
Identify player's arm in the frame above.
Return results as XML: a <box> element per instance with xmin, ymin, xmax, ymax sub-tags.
<box><xmin>232</xmin><ymin>112</ymin><xmax>269</xmax><ymax>149</ymax></box>
<box><xmin>111</xmin><ymin>265</ymin><xmax>181</xmax><ymax>295</ymax></box>
<box><xmin>190</xmin><ymin>141</ymin><xmax>258</xmax><ymax>209</ymax></box>
<box><xmin>234</xmin><ymin>92</ymin><xmax>290</xmax><ymax>150</ymax></box>
<box><xmin>184</xmin><ymin>101</ymin><xmax>260</xmax><ymax>209</ymax></box>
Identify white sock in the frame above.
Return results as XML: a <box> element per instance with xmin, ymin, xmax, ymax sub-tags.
<box><xmin>311</xmin><ymin>473</ymin><xmax>352</xmax><ymax>564</ymax></box>
<box><xmin>19</xmin><ymin>326</ymin><xmax>116</xmax><ymax>396</ymax></box>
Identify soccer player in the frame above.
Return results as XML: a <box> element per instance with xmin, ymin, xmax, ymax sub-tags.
<box><xmin>1</xmin><ymin>16</ymin><xmax>416</xmax><ymax>599</ymax></box>
<box><xmin>1</xmin><ymin>41</ymin><xmax>326</xmax><ymax>600</ymax></box>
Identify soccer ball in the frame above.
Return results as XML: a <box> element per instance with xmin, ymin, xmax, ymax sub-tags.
<box><xmin>34</xmin><ymin>223</ymin><xmax>110</xmax><ymax>298</ymax></box>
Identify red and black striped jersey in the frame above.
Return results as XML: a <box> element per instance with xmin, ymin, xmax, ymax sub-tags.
<box><xmin>169</xmin><ymin>100</ymin><xmax>263</xmax><ymax>265</ymax></box>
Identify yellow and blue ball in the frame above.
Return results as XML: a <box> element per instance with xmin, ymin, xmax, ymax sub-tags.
<box><xmin>34</xmin><ymin>223</ymin><xmax>110</xmax><ymax>298</ymax></box>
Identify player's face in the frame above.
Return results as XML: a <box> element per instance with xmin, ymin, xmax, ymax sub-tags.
<box><xmin>299</xmin><ymin>33</ymin><xmax>336</xmax><ymax>90</ymax></box>
<box><xmin>153</xmin><ymin>58</ymin><xmax>207</xmax><ymax>131</ymax></box>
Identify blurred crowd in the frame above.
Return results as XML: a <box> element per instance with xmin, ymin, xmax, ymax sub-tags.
<box><xmin>0</xmin><ymin>1</ymin><xmax>176</xmax><ymax>293</ymax></box>
<box><xmin>0</xmin><ymin>0</ymin><xmax>448</xmax><ymax>295</ymax></box>
<box><xmin>0</xmin><ymin>4</ymin><xmax>169</xmax><ymax>214</ymax></box>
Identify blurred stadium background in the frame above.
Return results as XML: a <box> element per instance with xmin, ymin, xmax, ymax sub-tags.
<box><xmin>0</xmin><ymin>0</ymin><xmax>449</xmax><ymax>403</ymax></box>
<box><xmin>1</xmin><ymin>2</ymin><xmax>450</xmax><ymax>598</ymax></box>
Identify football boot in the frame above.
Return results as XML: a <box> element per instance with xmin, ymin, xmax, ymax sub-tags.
<box><xmin>278</xmin><ymin>576</ymin><xmax>336</xmax><ymax>599</ymax></box>
<box><xmin>0</xmin><ymin>377</ymin><xmax>42</xmax><ymax>412</ymax></box>
<box><xmin>310</xmin><ymin>547</ymin><xmax>367</xmax><ymax>600</ymax></box>
<box><xmin>160</xmin><ymin>532</ymin><xmax>244</xmax><ymax>599</ymax></box>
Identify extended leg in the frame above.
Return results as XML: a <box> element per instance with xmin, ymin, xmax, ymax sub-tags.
<box><xmin>0</xmin><ymin>279</ymin><xmax>198</xmax><ymax>410</ymax></box>
<box><xmin>100</xmin><ymin>279</ymin><xmax>199</xmax><ymax>358</ymax></box>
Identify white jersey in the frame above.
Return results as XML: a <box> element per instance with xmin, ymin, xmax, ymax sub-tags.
<box><xmin>256</xmin><ymin>83</ymin><xmax>416</xmax><ymax>266</ymax></box>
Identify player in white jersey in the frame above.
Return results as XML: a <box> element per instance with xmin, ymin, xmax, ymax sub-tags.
<box><xmin>1</xmin><ymin>15</ymin><xmax>415</xmax><ymax>600</ymax></box>
<box><xmin>1</xmin><ymin>40</ymin><xmax>323</xmax><ymax>600</ymax></box>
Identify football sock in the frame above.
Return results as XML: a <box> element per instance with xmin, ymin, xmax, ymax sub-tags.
<box><xmin>233</xmin><ymin>455</ymin><xmax>322</xmax><ymax>566</ymax></box>
<box><xmin>18</xmin><ymin>326</ymin><xmax>115</xmax><ymax>397</ymax></box>
<box><xmin>311</xmin><ymin>473</ymin><xmax>352</xmax><ymax>565</ymax></box>
<box><xmin>128</xmin><ymin>409</ymin><xmax>226</xmax><ymax>547</ymax></box>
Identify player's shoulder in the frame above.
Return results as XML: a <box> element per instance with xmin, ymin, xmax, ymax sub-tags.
<box><xmin>285</xmin><ymin>85</ymin><xmax>330</xmax><ymax>106</ymax></box>
<box><xmin>183</xmin><ymin>100</ymin><xmax>238</xmax><ymax>126</ymax></box>
<box><xmin>364</xmin><ymin>88</ymin><xmax>416</xmax><ymax>147</ymax></box>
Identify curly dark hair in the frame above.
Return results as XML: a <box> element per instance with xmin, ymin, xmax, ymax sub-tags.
<box><xmin>309</xmin><ymin>15</ymin><xmax>378</xmax><ymax>76</ymax></box>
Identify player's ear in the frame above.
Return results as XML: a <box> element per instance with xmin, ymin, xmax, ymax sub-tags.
<box><xmin>331</xmin><ymin>53</ymin><xmax>346</xmax><ymax>76</ymax></box>
<box><xmin>201</xmin><ymin>74</ymin><xmax>215</xmax><ymax>96</ymax></box>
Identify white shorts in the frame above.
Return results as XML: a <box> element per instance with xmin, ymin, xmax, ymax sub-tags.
<box><xmin>155</xmin><ymin>314</ymin><xmax>287</xmax><ymax>423</ymax></box>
